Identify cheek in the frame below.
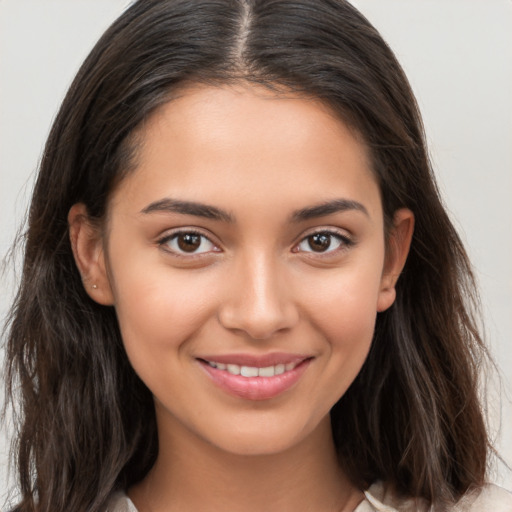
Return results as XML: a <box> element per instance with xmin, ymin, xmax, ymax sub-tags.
<box><xmin>110</xmin><ymin>262</ymin><xmax>220</xmax><ymax>371</ymax></box>
<box><xmin>317</xmin><ymin>280</ymin><xmax>378</xmax><ymax>367</ymax></box>
<box><xmin>301</xmin><ymin>256</ymin><xmax>384</xmax><ymax>388</ymax></box>
<box><xmin>305</xmin><ymin>254</ymin><xmax>384</xmax><ymax>337</ymax></box>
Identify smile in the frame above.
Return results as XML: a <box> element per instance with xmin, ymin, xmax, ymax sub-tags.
<box><xmin>204</xmin><ymin>360</ymin><xmax>300</xmax><ymax>377</ymax></box>
<box><xmin>197</xmin><ymin>354</ymin><xmax>312</xmax><ymax>401</ymax></box>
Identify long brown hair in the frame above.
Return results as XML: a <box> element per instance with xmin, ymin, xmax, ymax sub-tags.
<box><xmin>4</xmin><ymin>1</ymin><xmax>491</xmax><ymax>510</ymax></box>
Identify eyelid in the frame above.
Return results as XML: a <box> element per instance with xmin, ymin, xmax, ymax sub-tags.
<box><xmin>155</xmin><ymin>226</ymin><xmax>353</xmax><ymax>258</ymax></box>
<box><xmin>292</xmin><ymin>227</ymin><xmax>354</xmax><ymax>255</ymax></box>
<box><xmin>157</xmin><ymin>228</ymin><xmax>222</xmax><ymax>257</ymax></box>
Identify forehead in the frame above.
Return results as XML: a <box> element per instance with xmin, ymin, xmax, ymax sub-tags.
<box><xmin>109</xmin><ymin>83</ymin><xmax>381</xmax><ymax>221</ymax></box>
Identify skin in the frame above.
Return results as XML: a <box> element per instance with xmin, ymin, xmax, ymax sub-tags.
<box><xmin>69</xmin><ymin>84</ymin><xmax>413</xmax><ymax>512</ymax></box>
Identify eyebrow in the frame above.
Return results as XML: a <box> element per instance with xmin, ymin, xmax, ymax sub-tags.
<box><xmin>290</xmin><ymin>199</ymin><xmax>369</xmax><ymax>222</ymax></box>
<box><xmin>140</xmin><ymin>198</ymin><xmax>234</xmax><ymax>222</ymax></box>
<box><xmin>140</xmin><ymin>197</ymin><xmax>368</xmax><ymax>223</ymax></box>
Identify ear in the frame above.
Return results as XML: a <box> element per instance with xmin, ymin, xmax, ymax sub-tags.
<box><xmin>377</xmin><ymin>208</ymin><xmax>414</xmax><ymax>312</ymax></box>
<box><xmin>68</xmin><ymin>203</ymin><xmax>114</xmax><ymax>305</ymax></box>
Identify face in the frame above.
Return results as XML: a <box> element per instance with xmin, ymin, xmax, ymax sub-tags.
<box><xmin>73</xmin><ymin>84</ymin><xmax>411</xmax><ymax>456</ymax></box>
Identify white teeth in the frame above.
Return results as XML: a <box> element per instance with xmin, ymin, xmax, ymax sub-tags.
<box><xmin>240</xmin><ymin>366</ymin><xmax>259</xmax><ymax>377</ymax></box>
<box><xmin>226</xmin><ymin>364</ymin><xmax>240</xmax><ymax>375</ymax></box>
<box><xmin>258</xmin><ymin>366</ymin><xmax>275</xmax><ymax>377</ymax></box>
<box><xmin>206</xmin><ymin>360</ymin><xmax>300</xmax><ymax>377</ymax></box>
<box><xmin>274</xmin><ymin>364</ymin><xmax>285</xmax><ymax>375</ymax></box>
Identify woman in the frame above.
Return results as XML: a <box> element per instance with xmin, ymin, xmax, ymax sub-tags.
<box><xmin>3</xmin><ymin>1</ymin><xmax>511</xmax><ymax>511</ymax></box>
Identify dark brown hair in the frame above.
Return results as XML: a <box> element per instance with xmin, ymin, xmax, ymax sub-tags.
<box><xmin>4</xmin><ymin>1</ymin><xmax>491</xmax><ymax>510</ymax></box>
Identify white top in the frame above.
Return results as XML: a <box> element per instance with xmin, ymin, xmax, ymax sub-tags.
<box><xmin>107</xmin><ymin>482</ymin><xmax>512</xmax><ymax>511</ymax></box>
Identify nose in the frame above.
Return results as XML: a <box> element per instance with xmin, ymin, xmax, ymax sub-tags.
<box><xmin>217</xmin><ymin>252</ymin><xmax>299</xmax><ymax>340</ymax></box>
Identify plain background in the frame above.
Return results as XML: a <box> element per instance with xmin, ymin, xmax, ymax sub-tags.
<box><xmin>1</xmin><ymin>0</ymin><xmax>511</xmax><ymax>501</ymax></box>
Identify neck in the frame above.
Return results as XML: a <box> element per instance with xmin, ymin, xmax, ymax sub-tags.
<box><xmin>129</xmin><ymin>411</ymin><xmax>364</xmax><ymax>512</ymax></box>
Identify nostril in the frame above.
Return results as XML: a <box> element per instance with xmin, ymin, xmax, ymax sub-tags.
<box><xmin>216</xmin><ymin>258</ymin><xmax>300</xmax><ymax>338</ymax></box>
<box><xmin>217</xmin><ymin>309</ymin><xmax>299</xmax><ymax>341</ymax></box>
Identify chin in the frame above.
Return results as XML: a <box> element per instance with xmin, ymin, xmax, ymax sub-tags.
<box><xmin>216</xmin><ymin>433</ymin><xmax>298</xmax><ymax>457</ymax></box>
<box><xmin>199</xmin><ymin>412</ymin><xmax>330</xmax><ymax>458</ymax></box>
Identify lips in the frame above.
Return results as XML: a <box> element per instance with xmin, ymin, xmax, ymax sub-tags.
<box><xmin>197</xmin><ymin>353</ymin><xmax>312</xmax><ymax>401</ymax></box>
<box><xmin>204</xmin><ymin>360</ymin><xmax>300</xmax><ymax>377</ymax></box>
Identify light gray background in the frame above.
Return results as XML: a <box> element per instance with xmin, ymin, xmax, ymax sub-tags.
<box><xmin>1</xmin><ymin>0</ymin><xmax>511</xmax><ymax>501</ymax></box>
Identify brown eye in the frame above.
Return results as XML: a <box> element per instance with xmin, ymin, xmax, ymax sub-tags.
<box><xmin>177</xmin><ymin>233</ymin><xmax>201</xmax><ymax>252</ymax></box>
<box><xmin>307</xmin><ymin>233</ymin><xmax>331</xmax><ymax>252</ymax></box>
<box><xmin>295</xmin><ymin>231</ymin><xmax>350</xmax><ymax>255</ymax></box>
<box><xmin>161</xmin><ymin>231</ymin><xmax>218</xmax><ymax>255</ymax></box>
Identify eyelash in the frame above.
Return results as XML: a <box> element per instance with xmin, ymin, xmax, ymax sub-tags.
<box><xmin>157</xmin><ymin>228</ymin><xmax>353</xmax><ymax>257</ymax></box>
<box><xmin>157</xmin><ymin>229</ymin><xmax>220</xmax><ymax>257</ymax></box>
<box><xmin>293</xmin><ymin>229</ymin><xmax>354</xmax><ymax>256</ymax></box>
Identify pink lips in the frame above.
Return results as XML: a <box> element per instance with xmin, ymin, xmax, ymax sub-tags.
<box><xmin>197</xmin><ymin>353</ymin><xmax>312</xmax><ymax>401</ymax></box>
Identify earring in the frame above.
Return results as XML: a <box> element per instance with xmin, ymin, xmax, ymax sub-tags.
<box><xmin>92</xmin><ymin>284</ymin><xmax>98</xmax><ymax>289</ymax></box>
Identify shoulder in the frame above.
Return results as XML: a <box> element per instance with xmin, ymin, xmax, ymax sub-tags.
<box><xmin>453</xmin><ymin>484</ymin><xmax>512</xmax><ymax>512</ymax></box>
<box><xmin>106</xmin><ymin>492</ymin><xmax>139</xmax><ymax>512</ymax></box>
<box><xmin>363</xmin><ymin>482</ymin><xmax>512</xmax><ymax>512</ymax></box>
<box><xmin>107</xmin><ymin>485</ymin><xmax>512</xmax><ymax>512</ymax></box>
